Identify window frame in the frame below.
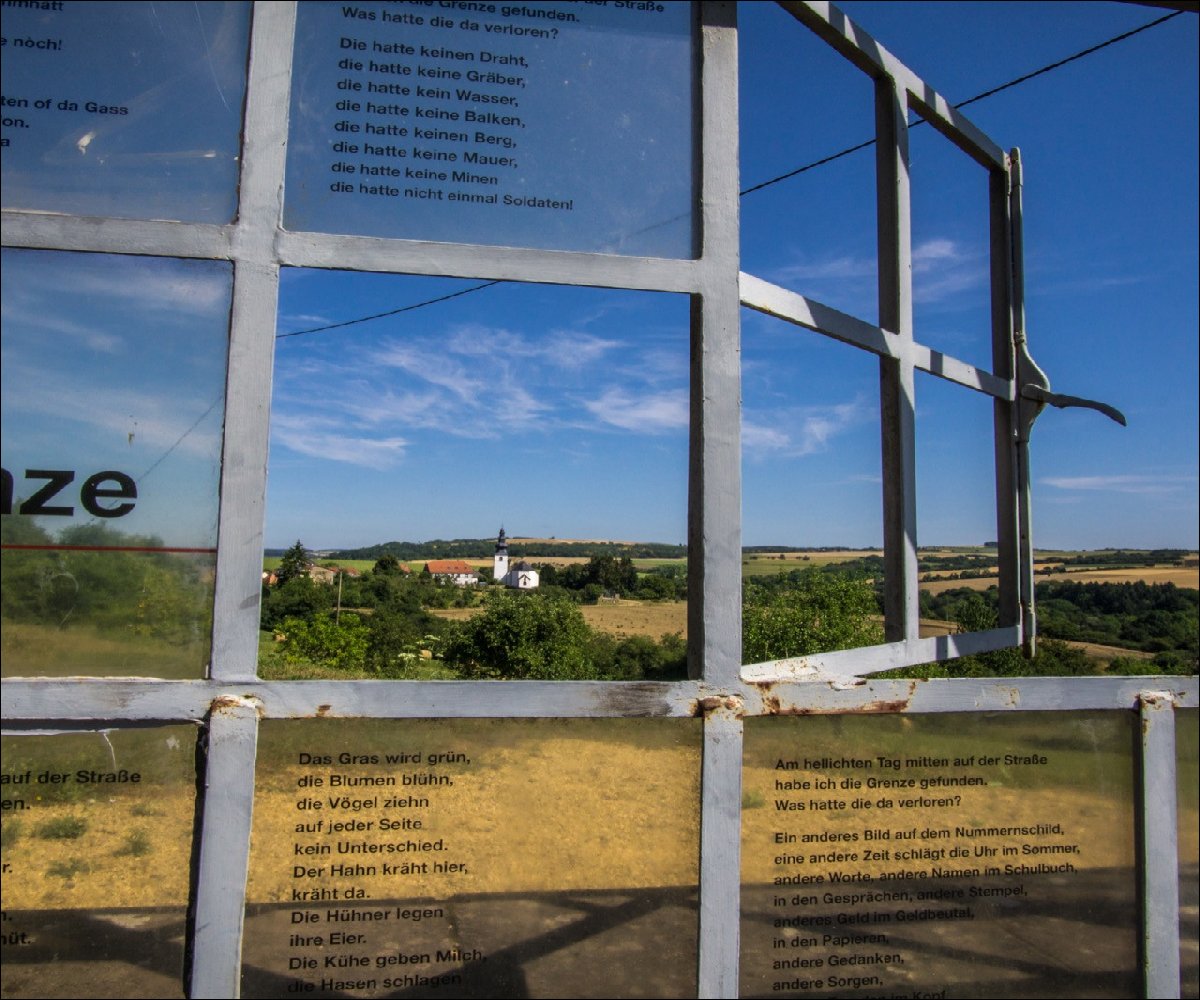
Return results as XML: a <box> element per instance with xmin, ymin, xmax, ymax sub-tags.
<box><xmin>1</xmin><ymin>3</ymin><xmax>1194</xmax><ymax>997</ymax></box>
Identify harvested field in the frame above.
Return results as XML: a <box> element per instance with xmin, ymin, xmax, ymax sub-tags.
<box><xmin>581</xmin><ymin>599</ymin><xmax>687</xmax><ymax>639</ymax></box>
<box><xmin>432</xmin><ymin>599</ymin><xmax>688</xmax><ymax>640</ymax></box>
<box><xmin>922</xmin><ymin>564</ymin><xmax>1199</xmax><ymax>595</ymax></box>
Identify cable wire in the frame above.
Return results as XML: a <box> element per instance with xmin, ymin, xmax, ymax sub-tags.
<box><xmin>275</xmin><ymin>10</ymin><xmax>1184</xmax><ymax>337</ymax></box>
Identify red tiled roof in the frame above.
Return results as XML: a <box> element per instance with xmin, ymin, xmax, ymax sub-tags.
<box><xmin>425</xmin><ymin>560</ymin><xmax>477</xmax><ymax>575</ymax></box>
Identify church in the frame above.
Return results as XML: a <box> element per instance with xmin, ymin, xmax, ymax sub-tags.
<box><xmin>493</xmin><ymin>528</ymin><xmax>539</xmax><ymax>590</ymax></box>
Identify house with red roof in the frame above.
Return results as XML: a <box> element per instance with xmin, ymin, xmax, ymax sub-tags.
<box><xmin>423</xmin><ymin>559</ymin><xmax>479</xmax><ymax>586</ymax></box>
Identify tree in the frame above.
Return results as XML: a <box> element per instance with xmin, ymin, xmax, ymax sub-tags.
<box><xmin>276</xmin><ymin>613</ymin><xmax>369</xmax><ymax>671</ymax></box>
<box><xmin>742</xmin><ymin>569</ymin><xmax>882</xmax><ymax>663</ymax></box>
<box><xmin>276</xmin><ymin>540</ymin><xmax>310</xmax><ymax>586</ymax></box>
<box><xmin>373</xmin><ymin>554</ymin><xmax>403</xmax><ymax>575</ymax></box>
<box><xmin>260</xmin><ymin>575</ymin><xmax>330</xmax><ymax>630</ymax></box>
<box><xmin>441</xmin><ymin>592</ymin><xmax>599</xmax><ymax>679</ymax></box>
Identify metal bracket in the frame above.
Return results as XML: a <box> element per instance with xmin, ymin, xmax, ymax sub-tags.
<box><xmin>1015</xmin><ymin>336</ymin><xmax>1127</xmax><ymax>444</ymax></box>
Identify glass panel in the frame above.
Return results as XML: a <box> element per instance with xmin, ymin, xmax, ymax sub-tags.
<box><xmin>0</xmin><ymin>2</ymin><xmax>251</xmax><ymax>223</ymax></box>
<box><xmin>242</xmin><ymin>718</ymin><xmax>700</xmax><ymax>998</ymax></box>
<box><xmin>284</xmin><ymin>1</ymin><xmax>695</xmax><ymax>256</ymax></box>
<box><xmin>1180</xmin><ymin>709</ymin><xmax>1198</xmax><ymax>999</ymax></box>
<box><xmin>741</xmin><ymin>712</ymin><xmax>1138</xmax><ymax>998</ymax></box>
<box><xmin>1</xmin><ymin>250</ymin><xmax>230</xmax><ymax>678</ymax></box>
<box><xmin>262</xmin><ymin>273</ymin><xmax>689</xmax><ymax>681</ymax></box>
<box><xmin>0</xmin><ymin>726</ymin><xmax>198</xmax><ymax>999</ymax></box>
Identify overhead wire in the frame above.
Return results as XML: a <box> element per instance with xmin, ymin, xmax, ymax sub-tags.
<box><xmin>739</xmin><ymin>8</ymin><xmax>1183</xmax><ymax>197</ymax></box>
<box><xmin>275</xmin><ymin>8</ymin><xmax>1185</xmax><ymax>341</ymax></box>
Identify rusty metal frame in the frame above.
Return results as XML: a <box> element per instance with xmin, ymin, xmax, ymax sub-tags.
<box><xmin>1</xmin><ymin>3</ymin><xmax>1196</xmax><ymax>999</ymax></box>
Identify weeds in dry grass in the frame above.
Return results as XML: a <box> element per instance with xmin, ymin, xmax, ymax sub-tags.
<box><xmin>115</xmin><ymin>829</ymin><xmax>152</xmax><ymax>857</ymax></box>
<box><xmin>46</xmin><ymin>857</ymin><xmax>92</xmax><ymax>879</ymax></box>
<box><xmin>35</xmin><ymin>816</ymin><xmax>88</xmax><ymax>840</ymax></box>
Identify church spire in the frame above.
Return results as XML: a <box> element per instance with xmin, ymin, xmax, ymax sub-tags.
<box><xmin>493</xmin><ymin>527</ymin><xmax>509</xmax><ymax>582</ymax></box>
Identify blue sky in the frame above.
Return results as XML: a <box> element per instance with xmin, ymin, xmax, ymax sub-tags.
<box><xmin>266</xmin><ymin>2</ymin><xmax>1197</xmax><ymax>551</ymax></box>
<box><xmin>3</xmin><ymin>2</ymin><xmax>1193</xmax><ymax>553</ymax></box>
<box><xmin>1</xmin><ymin>250</ymin><xmax>230</xmax><ymax>547</ymax></box>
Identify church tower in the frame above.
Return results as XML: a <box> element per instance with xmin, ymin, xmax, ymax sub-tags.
<box><xmin>493</xmin><ymin>527</ymin><xmax>509</xmax><ymax>583</ymax></box>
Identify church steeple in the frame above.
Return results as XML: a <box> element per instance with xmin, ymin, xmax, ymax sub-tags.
<box><xmin>493</xmin><ymin>527</ymin><xmax>509</xmax><ymax>582</ymax></box>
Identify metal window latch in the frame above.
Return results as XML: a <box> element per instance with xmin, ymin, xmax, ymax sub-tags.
<box><xmin>1015</xmin><ymin>333</ymin><xmax>1126</xmax><ymax>443</ymax></box>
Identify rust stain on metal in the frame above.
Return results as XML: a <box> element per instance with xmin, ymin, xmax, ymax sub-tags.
<box><xmin>755</xmin><ymin>681</ymin><xmax>917</xmax><ymax>716</ymax></box>
<box><xmin>693</xmin><ymin>695</ymin><xmax>742</xmax><ymax>717</ymax></box>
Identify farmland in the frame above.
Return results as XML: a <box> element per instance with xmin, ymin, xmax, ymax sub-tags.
<box><xmin>256</xmin><ymin>542</ymin><xmax>1200</xmax><ymax>679</ymax></box>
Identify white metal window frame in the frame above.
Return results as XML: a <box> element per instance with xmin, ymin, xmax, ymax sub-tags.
<box><xmin>2</xmin><ymin>3</ymin><xmax>1195</xmax><ymax>997</ymax></box>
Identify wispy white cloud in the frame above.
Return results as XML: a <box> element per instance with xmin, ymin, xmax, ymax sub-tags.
<box><xmin>770</xmin><ymin>238</ymin><xmax>986</xmax><ymax>310</ymax></box>
<box><xmin>583</xmin><ymin>387</ymin><xmax>688</xmax><ymax>433</ymax></box>
<box><xmin>741</xmin><ymin>422</ymin><xmax>792</xmax><ymax>454</ymax></box>
<box><xmin>9</xmin><ymin>255</ymin><xmax>230</xmax><ymax>317</ymax></box>
<box><xmin>271</xmin><ymin>318</ymin><xmax>686</xmax><ymax>464</ymax></box>
<box><xmin>0</xmin><ymin>308</ymin><xmax>125</xmax><ymax>354</ymax></box>
<box><xmin>743</xmin><ymin>400</ymin><xmax>867</xmax><ymax>459</ymax></box>
<box><xmin>1040</xmin><ymin>474</ymin><xmax>1197</xmax><ymax>495</ymax></box>
<box><xmin>3</xmin><ymin>360</ymin><xmax>223</xmax><ymax>459</ymax></box>
<box><xmin>271</xmin><ymin>413</ymin><xmax>407</xmax><ymax>469</ymax></box>
<box><xmin>911</xmin><ymin>239</ymin><xmax>987</xmax><ymax>304</ymax></box>
<box><xmin>775</xmin><ymin>255</ymin><xmax>876</xmax><ymax>283</ymax></box>
<box><xmin>444</xmin><ymin>324</ymin><xmax>621</xmax><ymax>370</ymax></box>
<box><xmin>372</xmin><ymin>342</ymin><xmax>484</xmax><ymax>403</ymax></box>
<box><xmin>278</xmin><ymin>312</ymin><xmax>333</xmax><ymax>330</ymax></box>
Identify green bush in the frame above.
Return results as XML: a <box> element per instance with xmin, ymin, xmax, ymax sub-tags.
<box><xmin>743</xmin><ymin>569</ymin><xmax>882</xmax><ymax>662</ymax></box>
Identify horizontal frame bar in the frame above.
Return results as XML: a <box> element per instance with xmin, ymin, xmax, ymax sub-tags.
<box><xmin>2</xmin><ymin>676</ymin><xmax>1194</xmax><ymax>724</ymax></box>
<box><xmin>776</xmin><ymin>1</ymin><xmax>1005</xmax><ymax>169</ymax></box>
<box><xmin>740</xmin><ymin>271</ymin><xmax>1012</xmax><ymax>398</ymax></box>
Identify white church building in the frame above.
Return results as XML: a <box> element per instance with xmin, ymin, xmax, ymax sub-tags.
<box><xmin>493</xmin><ymin>528</ymin><xmax>539</xmax><ymax>590</ymax></box>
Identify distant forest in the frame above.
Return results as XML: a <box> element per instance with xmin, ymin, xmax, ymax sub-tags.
<box><xmin>322</xmin><ymin>539</ymin><xmax>688</xmax><ymax>560</ymax></box>
<box><xmin>284</xmin><ymin>539</ymin><xmax>1195</xmax><ymax>567</ymax></box>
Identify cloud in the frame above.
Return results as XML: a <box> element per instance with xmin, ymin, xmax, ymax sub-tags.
<box><xmin>741</xmin><ymin>422</ymin><xmax>790</xmax><ymax>451</ymax></box>
<box><xmin>271</xmin><ymin>413</ymin><xmax>407</xmax><ymax>469</ymax></box>
<box><xmin>7</xmin><ymin>252</ymin><xmax>230</xmax><ymax>318</ymax></box>
<box><xmin>583</xmin><ymin>387</ymin><xmax>688</xmax><ymax>433</ymax></box>
<box><xmin>1040</xmin><ymin>474</ymin><xmax>1197</xmax><ymax>496</ymax></box>
<box><xmin>743</xmin><ymin>401</ymin><xmax>866</xmax><ymax>459</ymax></box>
<box><xmin>769</xmin><ymin>237</ymin><xmax>986</xmax><ymax>311</ymax></box>
<box><xmin>278</xmin><ymin>312</ymin><xmax>334</xmax><ymax>330</ymax></box>
<box><xmin>0</xmin><ymin>309</ymin><xmax>124</xmax><ymax>354</ymax></box>
<box><xmin>911</xmin><ymin>239</ymin><xmax>987</xmax><ymax>304</ymax></box>
<box><xmin>371</xmin><ymin>342</ymin><xmax>484</xmax><ymax>403</ymax></box>
<box><xmin>2</xmin><ymin>360</ymin><xmax>223</xmax><ymax>460</ymax></box>
<box><xmin>270</xmin><ymin>315</ymin><xmax>687</xmax><ymax>463</ymax></box>
<box><xmin>444</xmin><ymin>324</ymin><xmax>621</xmax><ymax>370</ymax></box>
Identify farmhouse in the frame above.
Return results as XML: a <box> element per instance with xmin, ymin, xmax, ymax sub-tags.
<box><xmin>423</xmin><ymin>559</ymin><xmax>479</xmax><ymax>586</ymax></box>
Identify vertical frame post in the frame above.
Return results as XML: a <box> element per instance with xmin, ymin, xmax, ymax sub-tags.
<box><xmin>875</xmin><ymin>77</ymin><xmax>919</xmax><ymax>644</ymax></box>
<box><xmin>694</xmin><ymin>3</ymin><xmax>743</xmax><ymax>997</ymax></box>
<box><xmin>989</xmin><ymin>155</ymin><xmax>1022</xmax><ymax>635</ymax></box>
<box><xmin>1007</xmin><ymin>150</ymin><xmax>1038</xmax><ymax>655</ymax></box>
<box><xmin>210</xmin><ymin>1</ymin><xmax>296</xmax><ymax>683</ymax></box>
<box><xmin>189</xmin><ymin>698</ymin><xmax>260</xmax><ymax>998</ymax></box>
<box><xmin>1140</xmin><ymin>692</ymin><xmax>1181</xmax><ymax>999</ymax></box>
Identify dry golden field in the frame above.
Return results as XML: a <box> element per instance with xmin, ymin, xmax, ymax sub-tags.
<box><xmin>432</xmin><ymin>599</ymin><xmax>688</xmax><ymax>640</ymax></box>
<box><xmin>922</xmin><ymin>563</ymin><xmax>1199</xmax><ymax>595</ymax></box>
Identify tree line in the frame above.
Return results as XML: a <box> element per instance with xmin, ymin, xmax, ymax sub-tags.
<box><xmin>325</xmin><ymin>538</ymin><xmax>687</xmax><ymax>561</ymax></box>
